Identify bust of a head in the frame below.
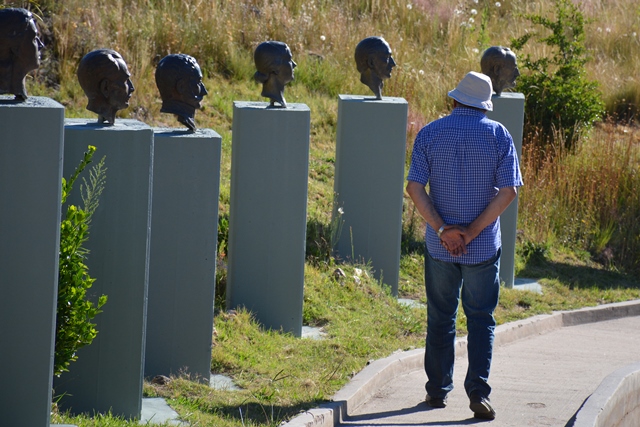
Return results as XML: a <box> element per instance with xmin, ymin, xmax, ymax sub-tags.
<box><xmin>0</xmin><ymin>8</ymin><xmax>44</xmax><ymax>101</ymax></box>
<box><xmin>253</xmin><ymin>41</ymin><xmax>296</xmax><ymax>108</ymax></box>
<box><xmin>77</xmin><ymin>49</ymin><xmax>135</xmax><ymax>125</ymax></box>
<box><xmin>156</xmin><ymin>54</ymin><xmax>208</xmax><ymax>132</ymax></box>
<box><xmin>480</xmin><ymin>46</ymin><xmax>520</xmax><ymax>96</ymax></box>
<box><xmin>354</xmin><ymin>36</ymin><xmax>396</xmax><ymax>100</ymax></box>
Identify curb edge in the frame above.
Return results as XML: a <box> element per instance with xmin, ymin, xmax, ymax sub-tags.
<box><xmin>282</xmin><ymin>299</ymin><xmax>640</xmax><ymax>427</ymax></box>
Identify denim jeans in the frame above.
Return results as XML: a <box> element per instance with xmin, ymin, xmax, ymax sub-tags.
<box><xmin>424</xmin><ymin>248</ymin><xmax>501</xmax><ymax>399</ymax></box>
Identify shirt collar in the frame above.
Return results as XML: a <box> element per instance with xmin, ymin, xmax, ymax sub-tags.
<box><xmin>451</xmin><ymin>106</ymin><xmax>487</xmax><ymax>117</ymax></box>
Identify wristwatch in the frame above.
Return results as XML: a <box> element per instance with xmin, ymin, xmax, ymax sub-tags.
<box><xmin>437</xmin><ymin>224</ymin><xmax>446</xmax><ymax>238</ymax></box>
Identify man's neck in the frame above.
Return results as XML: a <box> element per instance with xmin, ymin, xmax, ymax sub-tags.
<box><xmin>453</xmin><ymin>100</ymin><xmax>487</xmax><ymax>113</ymax></box>
<box><xmin>261</xmin><ymin>79</ymin><xmax>286</xmax><ymax>107</ymax></box>
<box><xmin>360</xmin><ymin>71</ymin><xmax>382</xmax><ymax>99</ymax></box>
<box><xmin>160</xmin><ymin>99</ymin><xmax>195</xmax><ymax>119</ymax></box>
<box><xmin>0</xmin><ymin>68</ymin><xmax>28</xmax><ymax>100</ymax></box>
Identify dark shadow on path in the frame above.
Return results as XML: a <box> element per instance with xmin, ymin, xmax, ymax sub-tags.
<box><xmin>340</xmin><ymin>402</ymin><xmax>492</xmax><ymax>426</ymax></box>
<box><xmin>519</xmin><ymin>257</ymin><xmax>640</xmax><ymax>291</ymax></box>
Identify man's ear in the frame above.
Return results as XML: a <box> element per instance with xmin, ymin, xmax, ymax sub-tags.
<box><xmin>176</xmin><ymin>78</ymin><xmax>189</xmax><ymax>96</ymax></box>
<box><xmin>367</xmin><ymin>55</ymin><xmax>375</xmax><ymax>70</ymax></box>
<box><xmin>491</xmin><ymin>64</ymin><xmax>501</xmax><ymax>77</ymax></box>
<box><xmin>99</xmin><ymin>78</ymin><xmax>110</xmax><ymax>98</ymax></box>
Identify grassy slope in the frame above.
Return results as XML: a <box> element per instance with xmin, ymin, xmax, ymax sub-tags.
<box><xmin>8</xmin><ymin>0</ymin><xmax>635</xmax><ymax>425</ymax></box>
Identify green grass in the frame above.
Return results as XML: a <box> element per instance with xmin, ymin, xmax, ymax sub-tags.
<box><xmin>52</xmin><ymin>255</ymin><xmax>640</xmax><ymax>427</ymax></box>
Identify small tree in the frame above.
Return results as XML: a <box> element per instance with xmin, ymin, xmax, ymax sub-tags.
<box><xmin>55</xmin><ymin>146</ymin><xmax>108</xmax><ymax>376</ymax></box>
<box><xmin>511</xmin><ymin>0</ymin><xmax>604</xmax><ymax>151</ymax></box>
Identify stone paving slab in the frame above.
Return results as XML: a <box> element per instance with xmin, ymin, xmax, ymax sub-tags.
<box><xmin>140</xmin><ymin>398</ymin><xmax>186</xmax><ymax>426</ymax></box>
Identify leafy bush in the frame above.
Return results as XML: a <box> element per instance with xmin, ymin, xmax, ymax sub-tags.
<box><xmin>511</xmin><ymin>0</ymin><xmax>605</xmax><ymax>150</ymax></box>
<box><xmin>55</xmin><ymin>146</ymin><xmax>107</xmax><ymax>377</ymax></box>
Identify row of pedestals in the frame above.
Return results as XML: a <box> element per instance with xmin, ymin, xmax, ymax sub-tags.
<box><xmin>226</xmin><ymin>96</ymin><xmax>411</xmax><ymax>338</ymax></box>
<box><xmin>0</xmin><ymin>93</ymin><xmax>523</xmax><ymax>426</ymax></box>
<box><xmin>0</xmin><ymin>99</ymin><xmax>223</xmax><ymax>425</ymax></box>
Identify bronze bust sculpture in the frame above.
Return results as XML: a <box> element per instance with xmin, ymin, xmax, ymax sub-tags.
<box><xmin>480</xmin><ymin>46</ymin><xmax>520</xmax><ymax>96</ymax></box>
<box><xmin>354</xmin><ymin>36</ymin><xmax>396</xmax><ymax>100</ymax></box>
<box><xmin>0</xmin><ymin>8</ymin><xmax>44</xmax><ymax>101</ymax></box>
<box><xmin>254</xmin><ymin>41</ymin><xmax>296</xmax><ymax>108</ymax></box>
<box><xmin>77</xmin><ymin>49</ymin><xmax>135</xmax><ymax>125</ymax></box>
<box><xmin>156</xmin><ymin>54</ymin><xmax>208</xmax><ymax>132</ymax></box>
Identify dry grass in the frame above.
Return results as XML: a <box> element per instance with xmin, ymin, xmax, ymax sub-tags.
<box><xmin>519</xmin><ymin>120</ymin><xmax>640</xmax><ymax>272</ymax></box>
<box><xmin>4</xmin><ymin>0</ymin><xmax>638</xmax><ymax>272</ymax></box>
<box><xmin>11</xmin><ymin>0</ymin><xmax>638</xmax><ymax>123</ymax></box>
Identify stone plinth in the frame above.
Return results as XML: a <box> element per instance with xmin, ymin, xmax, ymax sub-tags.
<box><xmin>145</xmin><ymin>128</ymin><xmax>222</xmax><ymax>382</ymax></box>
<box><xmin>486</xmin><ymin>93</ymin><xmax>525</xmax><ymax>288</ymax></box>
<box><xmin>54</xmin><ymin>119</ymin><xmax>154</xmax><ymax>419</ymax></box>
<box><xmin>226</xmin><ymin>102</ymin><xmax>310</xmax><ymax>336</ymax></box>
<box><xmin>0</xmin><ymin>96</ymin><xmax>64</xmax><ymax>427</ymax></box>
<box><xmin>332</xmin><ymin>95</ymin><xmax>408</xmax><ymax>296</ymax></box>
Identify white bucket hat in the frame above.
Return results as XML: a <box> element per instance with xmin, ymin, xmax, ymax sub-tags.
<box><xmin>447</xmin><ymin>71</ymin><xmax>493</xmax><ymax>111</ymax></box>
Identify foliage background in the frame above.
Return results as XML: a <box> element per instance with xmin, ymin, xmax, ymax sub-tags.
<box><xmin>9</xmin><ymin>0</ymin><xmax>636</xmax><ymax>276</ymax></box>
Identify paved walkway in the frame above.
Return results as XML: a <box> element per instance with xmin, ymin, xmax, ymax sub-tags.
<box><xmin>339</xmin><ymin>314</ymin><xmax>640</xmax><ymax>426</ymax></box>
<box><xmin>285</xmin><ymin>300</ymin><xmax>640</xmax><ymax>427</ymax></box>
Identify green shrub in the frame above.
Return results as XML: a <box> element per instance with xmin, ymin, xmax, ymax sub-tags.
<box><xmin>511</xmin><ymin>0</ymin><xmax>605</xmax><ymax>150</ymax></box>
<box><xmin>55</xmin><ymin>146</ymin><xmax>107</xmax><ymax>377</ymax></box>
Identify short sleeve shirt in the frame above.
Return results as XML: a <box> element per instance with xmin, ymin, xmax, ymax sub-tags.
<box><xmin>407</xmin><ymin>107</ymin><xmax>523</xmax><ymax>264</ymax></box>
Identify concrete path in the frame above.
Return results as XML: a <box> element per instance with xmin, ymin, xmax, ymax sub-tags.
<box><xmin>285</xmin><ymin>300</ymin><xmax>640</xmax><ymax>427</ymax></box>
<box><xmin>341</xmin><ymin>315</ymin><xmax>640</xmax><ymax>426</ymax></box>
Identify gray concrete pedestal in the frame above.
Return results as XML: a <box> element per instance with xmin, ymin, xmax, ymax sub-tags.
<box><xmin>332</xmin><ymin>95</ymin><xmax>408</xmax><ymax>296</ymax></box>
<box><xmin>54</xmin><ymin>119</ymin><xmax>154</xmax><ymax>419</ymax></box>
<box><xmin>226</xmin><ymin>102</ymin><xmax>310</xmax><ymax>336</ymax></box>
<box><xmin>486</xmin><ymin>93</ymin><xmax>525</xmax><ymax>289</ymax></box>
<box><xmin>0</xmin><ymin>96</ymin><xmax>64</xmax><ymax>427</ymax></box>
<box><xmin>145</xmin><ymin>128</ymin><xmax>222</xmax><ymax>383</ymax></box>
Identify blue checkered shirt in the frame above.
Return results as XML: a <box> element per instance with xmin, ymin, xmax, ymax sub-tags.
<box><xmin>407</xmin><ymin>106</ymin><xmax>523</xmax><ymax>264</ymax></box>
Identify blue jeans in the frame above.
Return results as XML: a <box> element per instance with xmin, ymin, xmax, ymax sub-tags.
<box><xmin>424</xmin><ymin>248</ymin><xmax>501</xmax><ymax>399</ymax></box>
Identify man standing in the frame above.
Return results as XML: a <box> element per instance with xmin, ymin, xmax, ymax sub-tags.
<box><xmin>406</xmin><ymin>71</ymin><xmax>523</xmax><ymax>420</ymax></box>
